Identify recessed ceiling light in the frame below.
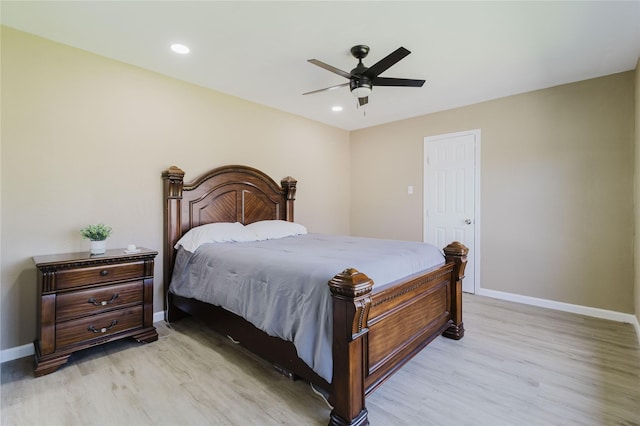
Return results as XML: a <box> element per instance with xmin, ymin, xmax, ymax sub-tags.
<box><xmin>170</xmin><ymin>43</ymin><xmax>190</xmax><ymax>54</ymax></box>
<box><xmin>331</xmin><ymin>106</ymin><xmax>343</xmax><ymax>112</ymax></box>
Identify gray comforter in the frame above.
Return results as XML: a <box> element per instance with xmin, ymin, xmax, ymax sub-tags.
<box><xmin>169</xmin><ymin>233</ymin><xmax>445</xmax><ymax>382</ymax></box>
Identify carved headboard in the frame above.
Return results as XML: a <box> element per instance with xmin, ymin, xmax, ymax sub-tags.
<box><xmin>161</xmin><ymin>165</ymin><xmax>297</xmax><ymax>300</ymax></box>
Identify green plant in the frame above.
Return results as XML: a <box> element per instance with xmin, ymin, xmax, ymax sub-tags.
<box><xmin>80</xmin><ymin>224</ymin><xmax>112</xmax><ymax>241</ymax></box>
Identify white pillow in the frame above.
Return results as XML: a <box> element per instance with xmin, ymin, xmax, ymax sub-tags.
<box><xmin>245</xmin><ymin>220</ymin><xmax>307</xmax><ymax>241</ymax></box>
<box><xmin>175</xmin><ymin>222</ymin><xmax>256</xmax><ymax>253</ymax></box>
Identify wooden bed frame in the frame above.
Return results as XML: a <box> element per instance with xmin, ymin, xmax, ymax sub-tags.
<box><xmin>162</xmin><ymin>165</ymin><xmax>468</xmax><ymax>426</ymax></box>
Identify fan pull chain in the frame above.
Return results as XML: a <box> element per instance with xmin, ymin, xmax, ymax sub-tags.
<box><xmin>355</xmin><ymin>98</ymin><xmax>366</xmax><ymax>116</ymax></box>
<box><xmin>356</xmin><ymin>99</ymin><xmax>366</xmax><ymax>117</ymax></box>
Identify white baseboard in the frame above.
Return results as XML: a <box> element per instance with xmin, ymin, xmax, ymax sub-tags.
<box><xmin>476</xmin><ymin>288</ymin><xmax>640</xmax><ymax>343</ymax></box>
<box><xmin>1</xmin><ymin>343</ymin><xmax>34</xmax><ymax>363</ymax></box>
<box><xmin>1</xmin><ymin>311</ymin><xmax>167</xmax><ymax>363</ymax></box>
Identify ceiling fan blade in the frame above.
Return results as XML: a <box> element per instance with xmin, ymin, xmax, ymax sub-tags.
<box><xmin>302</xmin><ymin>82</ymin><xmax>349</xmax><ymax>96</ymax></box>
<box><xmin>358</xmin><ymin>97</ymin><xmax>368</xmax><ymax>106</ymax></box>
<box><xmin>307</xmin><ymin>59</ymin><xmax>353</xmax><ymax>79</ymax></box>
<box><xmin>372</xmin><ymin>77</ymin><xmax>425</xmax><ymax>87</ymax></box>
<box><xmin>363</xmin><ymin>47</ymin><xmax>411</xmax><ymax>78</ymax></box>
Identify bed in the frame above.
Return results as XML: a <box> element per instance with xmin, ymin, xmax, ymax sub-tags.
<box><xmin>162</xmin><ymin>164</ymin><xmax>468</xmax><ymax>426</ymax></box>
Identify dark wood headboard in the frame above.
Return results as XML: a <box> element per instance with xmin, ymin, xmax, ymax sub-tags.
<box><xmin>161</xmin><ymin>165</ymin><xmax>297</xmax><ymax>305</ymax></box>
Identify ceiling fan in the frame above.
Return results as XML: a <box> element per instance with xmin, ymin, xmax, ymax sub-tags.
<box><xmin>303</xmin><ymin>45</ymin><xmax>425</xmax><ymax>106</ymax></box>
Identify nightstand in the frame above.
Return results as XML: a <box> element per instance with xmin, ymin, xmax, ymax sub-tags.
<box><xmin>32</xmin><ymin>248</ymin><xmax>158</xmax><ymax>377</ymax></box>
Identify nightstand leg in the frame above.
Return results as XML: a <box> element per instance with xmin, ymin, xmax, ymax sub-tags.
<box><xmin>33</xmin><ymin>340</ymin><xmax>71</xmax><ymax>377</ymax></box>
<box><xmin>132</xmin><ymin>327</ymin><xmax>158</xmax><ymax>343</ymax></box>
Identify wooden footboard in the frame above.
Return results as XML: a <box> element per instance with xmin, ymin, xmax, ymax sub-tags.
<box><xmin>162</xmin><ymin>165</ymin><xmax>467</xmax><ymax>426</ymax></box>
<box><xmin>327</xmin><ymin>243</ymin><xmax>467</xmax><ymax>426</ymax></box>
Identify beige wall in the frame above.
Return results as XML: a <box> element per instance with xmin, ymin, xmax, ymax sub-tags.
<box><xmin>351</xmin><ymin>72</ymin><xmax>635</xmax><ymax>313</ymax></box>
<box><xmin>0</xmin><ymin>28</ymin><xmax>351</xmax><ymax>350</ymax></box>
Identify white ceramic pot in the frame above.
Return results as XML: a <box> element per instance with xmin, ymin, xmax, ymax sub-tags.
<box><xmin>90</xmin><ymin>240</ymin><xmax>106</xmax><ymax>255</ymax></box>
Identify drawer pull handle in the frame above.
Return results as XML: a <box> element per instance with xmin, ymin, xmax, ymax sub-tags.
<box><xmin>100</xmin><ymin>270</ymin><xmax>109</xmax><ymax>276</ymax></box>
<box><xmin>88</xmin><ymin>320</ymin><xmax>118</xmax><ymax>334</ymax></box>
<box><xmin>88</xmin><ymin>294</ymin><xmax>119</xmax><ymax>306</ymax></box>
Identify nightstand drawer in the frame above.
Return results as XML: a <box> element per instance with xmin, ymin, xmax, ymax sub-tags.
<box><xmin>55</xmin><ymin>262</ymin><xmax>145</xmax><ymax>290</ymax></box>
<box><xmin>56</xmin><ymin>305</ymin><xmax>143</xmax><ymax>348</ymax></box>
<box><xmin>56</xmin><ymin>281</ymin><xmax>143</xmax><ymax>322</ymax></box>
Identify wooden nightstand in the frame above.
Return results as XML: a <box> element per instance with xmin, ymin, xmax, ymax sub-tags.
<box><xmin>32</xmin><ymin>248</ymin><xmax>158</xmax><ymax>377</ymax></box>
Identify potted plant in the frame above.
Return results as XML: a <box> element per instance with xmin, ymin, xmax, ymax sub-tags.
<box><xmin>80</xmin><ymin>223</ymin><xmax>112</xmax><ymax>255</ymax></box>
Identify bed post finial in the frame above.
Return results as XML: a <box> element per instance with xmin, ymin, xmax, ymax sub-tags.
<box><xmin>163</xmin><ymin>166</ymin><xmax>185</xmax><ymax>199</ymax></box>
<box><xmin>328</xmin><ymin>268</ymin><xmax>373</xmax><ymax>426</ymax></box>
<box><xmin>281</xmin><ymin>176</ymin><xmax>297</xmax><ymax>222</ymax></box>
<box><xmin>443</xmin><ymin>241</ymin><xmax>468</xmax><ymax>340</ymax></box>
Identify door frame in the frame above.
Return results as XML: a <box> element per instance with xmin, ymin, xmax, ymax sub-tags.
<box><xmin>423</xmin><ymin>129</ymin><xmax>481</xmax><ymax>293</ymax></box>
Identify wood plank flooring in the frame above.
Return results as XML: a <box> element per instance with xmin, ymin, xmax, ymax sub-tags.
<box><xmin>2</xmin><ymin>295</ymin><xmax>639</xmax><ymax>425</ymax></box>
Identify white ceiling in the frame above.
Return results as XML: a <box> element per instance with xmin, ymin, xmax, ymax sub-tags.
<box><xmin>2</xmin><ymin>1</ymin><xmax>639</xmax><ymax>131</ymax></box>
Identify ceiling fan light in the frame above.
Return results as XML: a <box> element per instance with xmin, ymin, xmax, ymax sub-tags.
<box><xmin>351</xmin><ymin>86</ymin><xmax>372</xmax><ymax>98</ymax></box>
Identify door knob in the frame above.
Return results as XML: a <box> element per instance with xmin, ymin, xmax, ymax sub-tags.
<box><xmin>464</xmin><ymin>219</ymin><xmax>472</xmax><ymax>225</ymax></box>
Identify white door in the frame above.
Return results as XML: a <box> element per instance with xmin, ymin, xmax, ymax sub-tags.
<box><xmin>424</xmin><ymin>130</ymin><xmax>479</xmax><ymax>293</ymax></box>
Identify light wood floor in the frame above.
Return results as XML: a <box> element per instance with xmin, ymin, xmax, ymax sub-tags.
<box><xmin>2</xmin><ymin>295</ymin><xmax>639</xmax><ymax>425</ymax></box>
